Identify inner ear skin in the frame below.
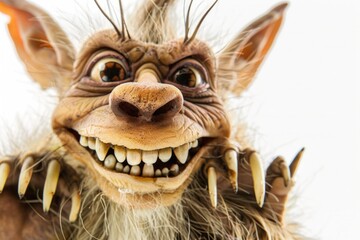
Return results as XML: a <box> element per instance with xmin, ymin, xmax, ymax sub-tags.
<box><xmin>53</xmin><ymin>31</ymin><xmax>230</xmax><ymax>142</ymax></box>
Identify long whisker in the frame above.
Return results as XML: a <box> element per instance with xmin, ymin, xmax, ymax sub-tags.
<box><xmin>94</xmin><ymin>0</ymin><xmax>122</xmax><ymax>38</ymax></box>
<box><xmin>119</xmin><ymin>0</ymin><xmax>131</xmax><ymax>40</ymax></box>
<box><xmin>185</xmin><ymin>0</ymin><xmax>218</xmax><ymax>44</ymax></box>
<box><xmin>184</xmin><ymin>0</ymin><xmax>194</xmax><ymax>43</ymax></box>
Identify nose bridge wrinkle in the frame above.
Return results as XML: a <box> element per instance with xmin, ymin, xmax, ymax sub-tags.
<box><xmin>135</xmin><ymin>64</ymin><xmax>161</xmax><ymax>84</ymax></box>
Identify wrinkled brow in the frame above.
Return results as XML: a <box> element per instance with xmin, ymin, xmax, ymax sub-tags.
<box><xmin>73</xmin><ymin>30</ymin><xmax>217</xmax><ymax>88</ymax></box>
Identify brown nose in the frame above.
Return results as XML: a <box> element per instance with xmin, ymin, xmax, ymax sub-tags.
<box><xmin>110</xmin><ymin>82</ymin><xmax>183</xmax><ymax>122</ymax></box>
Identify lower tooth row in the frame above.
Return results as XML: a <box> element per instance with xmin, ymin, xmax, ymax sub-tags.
<box><xmin>103</xmin><ymin>154</ymin><xmax>180</xmax><ymax>177</ymax></box>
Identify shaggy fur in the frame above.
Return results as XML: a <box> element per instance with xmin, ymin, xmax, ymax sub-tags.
<box><xmin>0</xmin><ymin>121</ymin><xmax>304</xmax><ymax>240</ymax></box>
<box><xmin>55</xmin><ymin>170</ymin><xmax>301</xmax><ymax>240</ymax></box>
<box><xmin>0</xmin><ymin>0</ymin><xmax>307</xmax><ymax>239</ymax></box>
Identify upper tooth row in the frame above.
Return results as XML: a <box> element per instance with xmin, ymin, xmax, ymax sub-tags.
<box><xmin>79</xmin><ymin>136</ymin><xmax>199</xmax><ymax>165</ymax></box>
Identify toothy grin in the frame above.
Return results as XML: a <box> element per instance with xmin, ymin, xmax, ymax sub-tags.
<box><xmin>78</xmin><ymin>135</ymin><xmax>200</xmax><ymax>178</ymax></box>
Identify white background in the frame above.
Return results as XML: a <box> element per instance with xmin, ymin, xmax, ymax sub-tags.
<box><xmin>0</xmin><ymin>0</ymin><xmax>359</xmax><ymax>239</ymax></box>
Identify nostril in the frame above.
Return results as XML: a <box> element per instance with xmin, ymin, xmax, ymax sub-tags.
<box><xmin>153</xmin><ymin>98</ymin><xmax>181</xmax><ymax>118</ymax></box>
<box><xmin>118</xmin><ymin>102</ymin><xmax>140</xmax><ymax>117</ymax></box>
<box><xmin>110</xmin><ymin>83</ymin><xmax>183</xmax><ymax>121</ymax></box>
<box><xmin>153</xmin><ymin>101</ymin><xmax>174</xmax><ymax>116</ymax></box>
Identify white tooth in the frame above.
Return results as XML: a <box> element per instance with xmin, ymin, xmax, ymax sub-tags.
<box><xmin>123</xmin><ymin>165</ymin><xmax>130</xmax><ymax>173</ymax></box>
<box><xmin>96</xmin><ymin>138</ymin><xmax>110</xmax><ymax>161</ymax></box>
<box><xmin>142</xmin><ymin>164</ymin><xmax>154</xmax><ymax>177</ymax></box>
<box><xmin>174</xmin><ymin>143</ymin><xmax>189</xmax><ymax>164</ymax></box>
<box><xmin>127</xmin><ymin>149</ymin><xmax>141</xmax><ymax>166</ymax></box>
<box><xmin>104</xmin><ymin>155</ymin><xmax>116</xmax><ymax>169</ymax></box>
<box><xmin>170</xmin><ymin>164</ymin><xmax>179</xmax><ymax>176</ymax></box>
<box><xmin>130</xmin><ymin>166</ymin><xmax>141</xmax><ymax>176</ymax></box>
<box><xmin>191</xmin><ymin>140</ymin><xmax>198</xmax><ymax>148</ymax></box>
<box><xmin>142</xmin><ymin>150</ymin><xmax>158</xmax><ymax>165</ymax></box>
<box><xmin>159</xmin><ymin>148</ymin><xmax>172</xmax><ymax>162</ymax></box>
<box><xmin>114</xmin><ymin>146</ymin><xmax>126</xmax><ymax>163</ymax></box>
<box><xmin>88</xmin><ymin>138</ymin><xmax>96</xmax><ymax>150</ymax></box>
<box><xmin>79</xmin><ymin>136</ymin><xmax>88</xmax><ymax>147</ymax></box>
<box><xmin>162</xmin><ymin>167</ymin><xmax>169</xmax><ymax>176</ymax></box>
<box><xmin>115</xmin><ymin>163</ymin><xmax>124</xmax><ymax>172</ymax></box>
<box><xmin>155</xmin><ymin>169</ymin><xmax>162</xmax><ymax>177</ymax></box>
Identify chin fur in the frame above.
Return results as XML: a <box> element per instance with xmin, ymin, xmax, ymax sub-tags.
<box><xmin>60</xmin><ymin>173</ymin><xmax>304</xmax><ymax>240</ymax></box>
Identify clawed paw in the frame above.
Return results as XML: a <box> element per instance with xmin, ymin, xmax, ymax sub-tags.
<box><xmin>261</xmin><ymin>148</ymin><xmax>305</xmax><ymax>222</ymax></box>
<box><xmin>202</xmin><ymin>138</ymin><xmax>304</xmax><ymax>219</ymax></box>
<box><xmin>0</xmin><ymin>154</ymin><xmax>81</xmax><ymax>222</ymax></box>
<box><xmin>203</xmin><ymin>140</ymin><xmax>267</xmax><ymax>208</ymax></box>
<box><xmin>266</xmin><ymin>148</ymin><xmax>304</xmax><ymax>195</ymax></box>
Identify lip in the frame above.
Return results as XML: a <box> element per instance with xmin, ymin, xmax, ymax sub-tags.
<box><xmin>89</xmin><ymin>140</ymin><xmax>209</xmax><ymax>208</ymax></box>
<box><xmin>69</xmin><ymin>107</ymin><xmax>207</xmax><ymax>151</ymax></box>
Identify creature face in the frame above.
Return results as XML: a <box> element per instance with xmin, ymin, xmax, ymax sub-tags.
<box><xmin>0</xmin><ymin>0</ymin><xmax>288</xmax><ymax>209</ymax></box>
<box><xmin>52</xmin><ymin>32</ymin><xmax>230</xmax><ymax>207</ymax></box>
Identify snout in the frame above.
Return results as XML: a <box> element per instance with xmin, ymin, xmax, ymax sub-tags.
<box><xmin>110</xmin><ymin>69</ymin><xmax>183</xmax><ymax>122</ymax></box>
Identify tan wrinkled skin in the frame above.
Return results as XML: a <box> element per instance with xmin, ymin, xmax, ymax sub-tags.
<box><xmin>0</xmin><ymin>1</ymin><xmax>305</xmax><ymax>239</ymax></box>
<box><xmin>51</xmin><ymin>38</ymin><xmax>230</xmax><ymax>206</ymax></box>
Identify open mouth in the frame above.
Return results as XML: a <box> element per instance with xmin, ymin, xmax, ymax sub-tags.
<box><xmin>77</xmin><ymin>135</ymin><xmax>202</xmax><ymax>178</ymax></box>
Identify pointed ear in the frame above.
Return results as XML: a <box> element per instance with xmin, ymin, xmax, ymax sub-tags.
<box><xmin>0</xmin><ymin>0</ymin><xmax>75</xmax><ymax>94</ymax></box>
<box><xmin>217</xmin><ymin>3</ymin><xmax>288</xmax><ymax>95</ymax></box>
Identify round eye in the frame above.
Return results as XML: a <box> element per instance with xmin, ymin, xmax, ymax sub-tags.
<box><xmin>173</xmin><ymin>66</ymin><xmax>203</xmax><ymax>87</ymax></box>
<box><xmin>90</xmin><ymin>58</ymin><xmax>127</xmax><ymax>82</ymax></box>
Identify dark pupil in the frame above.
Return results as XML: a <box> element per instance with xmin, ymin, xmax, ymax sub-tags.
<box><xmin>174</xmin><ymin>68</ymin><xmax>196</xmax><ymax>87</ymax></box>
<box><xmin>100</xmin><ymin>62</ymin><xmax>125</xmax><ymax>82</ymax></box>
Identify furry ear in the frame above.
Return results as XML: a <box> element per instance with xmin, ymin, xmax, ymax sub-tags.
<box><xmin>218</xmin><ymin>3</ymin><xmax>288</xmax><ymax>95</ymax></box>
<box><xmin>0</xmin><ymin>0</ymin><xmax>74</xmax><ymax>94</ymax></box>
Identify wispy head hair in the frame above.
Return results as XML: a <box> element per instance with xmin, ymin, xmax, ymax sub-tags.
<box><xmin>183</xmin><ymin>0</ymin><xmax>218</xmax><ymax>45</ymax></box>
<box><xmin>93</xmin><ymin>0</ymin><xmax>219</xmax><ymax>44</ymax></box>
<box><xmin>94</xmin><ymin>0</ymin><xmax>131</xmax><ymax>41</ymax></box>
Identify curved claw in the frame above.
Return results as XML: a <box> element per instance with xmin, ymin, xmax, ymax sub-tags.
<box><xmin>69</xmin><ymin>186</ymin><xmax>81</xmax><ymax>222</ymax></box>
<box><xmin>207</xmin><ymin>166</ymin><xmax>218</xmax><ymax>208</ymax></box>
<box><xmin>278</xmin><ymin>158</ymin><xmax>291</xmax><ymax>187</ymax></box>
<box><xmin>290</xmin><ymin>147</ymin><xmax>305</xmax><ymax>177</ymax></box>
<box><xmin>43</xmin><ymin>160</ymin><xmax>61</xmax><ymax>213</ymax></box>
<box><xmin>18</xmin><ymin>156</ymin><xmax>34</xmax><ymax>198</ymax></box>
<box><xmin>0</xmin><ymin>162</ymin><xmax>10</xmax><ymax>193</ymax></box>
<box><xmin>249</xmin><ymin>152</ymin><xmax>265</xmax><ymax>208</ymax></box>
<box><xmin>224</xmin><ymin>149</ymin><xmax>238</xmax><ymax>192</ymax></box>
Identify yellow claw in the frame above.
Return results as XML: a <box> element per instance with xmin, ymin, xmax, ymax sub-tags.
<box><xmin>207</xmin><ymin>167</ymin><xmax>218</xmax><ymax>208</ymax></box>
<box><xmin>249</xmin><ymin>152</ymin><xmax>265</xmax><ymax>208</ymax></box>
<box><xmin>69</xmin><ymin>187</ymin><xmax>81</xmax><ymax>222</ymax></box>
<box><xmin>224</xmin><ymin>149</ymin><xmax>238</xmax><ymax>192</ymax></box>
<box><xmin>279</xmin><ymin>161</ymin><xmax>291</xmax><ymax>187</ymax></box>
<box><xmin>43</xmin><ymin>160</ymin><xmax>61</xmax><ymax>213</ymax></box>
<box><xmin>0</xmin><ymin>162</ymin><xmax>10</xmax><ymax>193</ymax></box>
<box><xmin>290</xmin><ymin>148</ymin><xmax>305</xmax><ymax>177</ymax></box>
<box><xmin>18</xmin><ymin>156</ymin><xmax>34</xmax><ymax>198</ymax></box>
